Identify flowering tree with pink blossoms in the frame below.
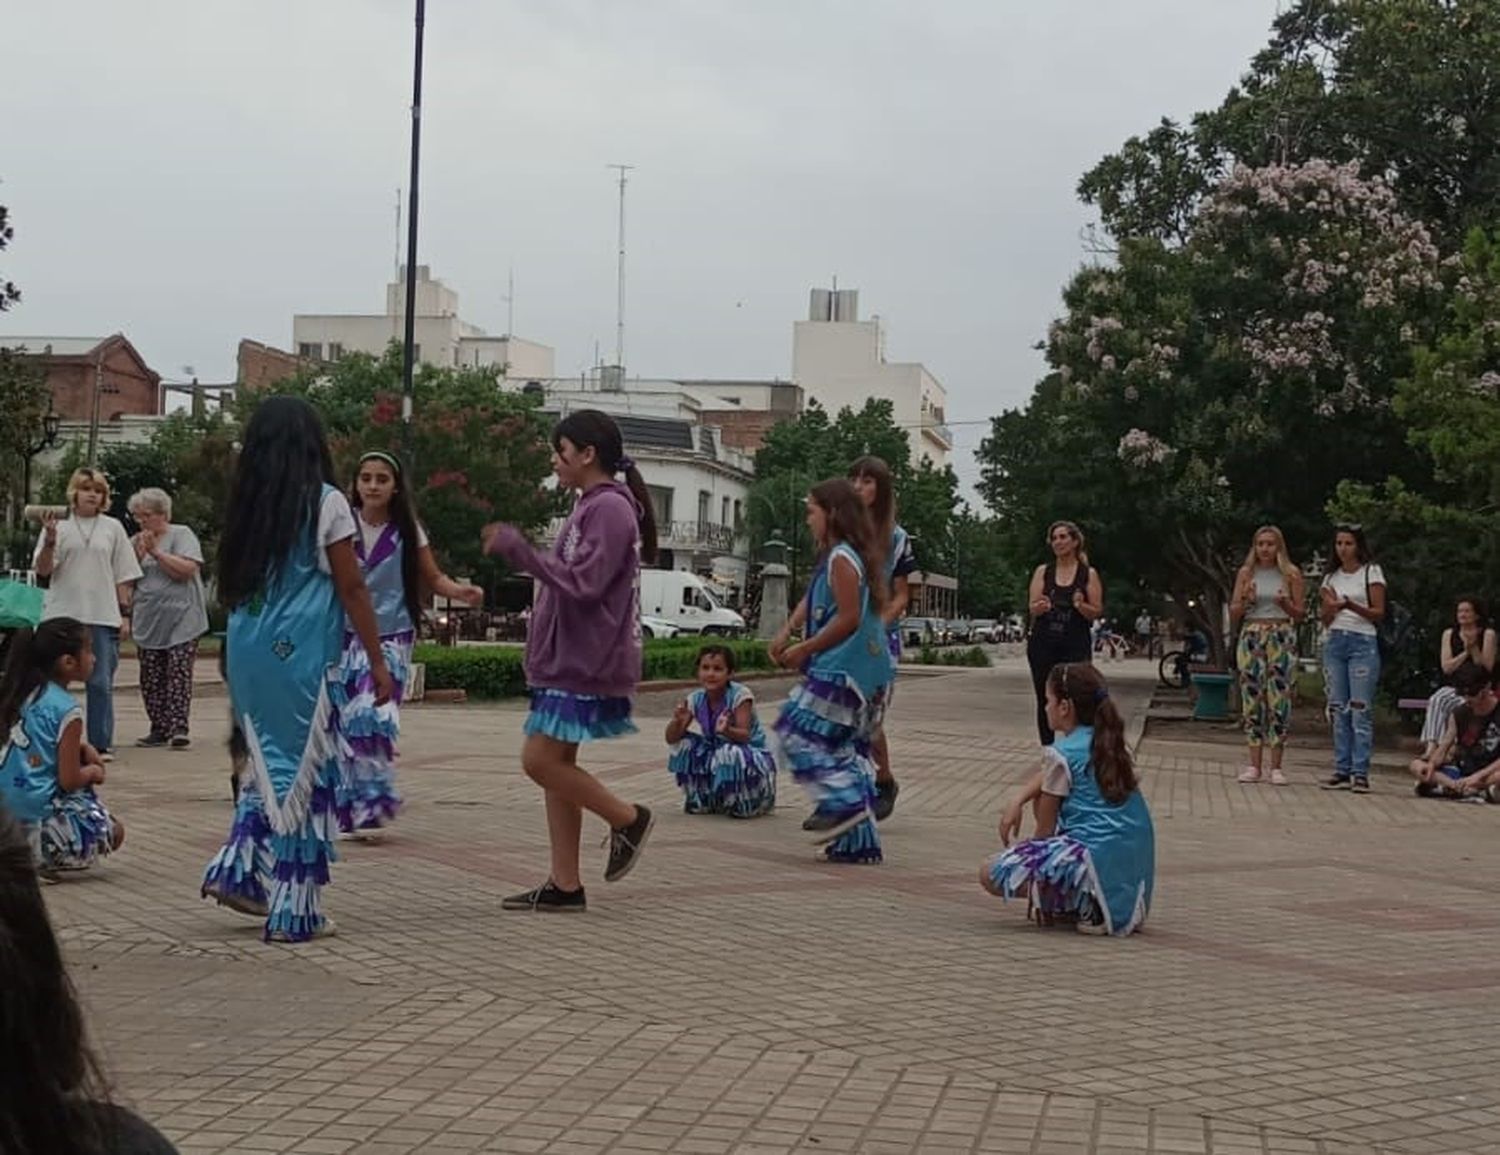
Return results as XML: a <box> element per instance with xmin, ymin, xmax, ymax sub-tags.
<box><xmin>980</xmin><ymin>161</ymin><xmax>1451</xmax><ymax>663</ymax></box>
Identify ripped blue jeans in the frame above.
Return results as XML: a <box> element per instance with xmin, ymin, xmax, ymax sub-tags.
<box><xmin>1323</xmin><ymin>629</ymin><xmax>1380</xmax><ymax>778</ymax></box>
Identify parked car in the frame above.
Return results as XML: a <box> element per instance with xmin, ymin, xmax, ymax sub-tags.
<box><xmin>901</xmin><ymin>617</ymin><xmax>946</xmax><ymax>647</ymax></box>
<box><xmin>640</xmin><ymin>614</ymin><xmax>682</xmax><ymax>640</ymax></box>
<box><xmin>945</xmin><ymin>619</ymin><xmax>975</xmax><ymax>644</ymax></box>
<box><xmin>969</xmin><ymin>618</ymin><xmax>1001</xmax><ymax>643</ymax></box>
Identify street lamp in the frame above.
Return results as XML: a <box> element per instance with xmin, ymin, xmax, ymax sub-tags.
<box><xmin>399</xmin><ymin>0</ymin><xmax>427</xmax><ymax>468</ymax></box>
<box><xmin>21</xmin><ymin>398</ymin><xmax>61</xmax><ymax>512</ymax></box>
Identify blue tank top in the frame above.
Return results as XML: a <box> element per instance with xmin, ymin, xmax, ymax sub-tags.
<box><xmin>355</xmin><ymin>519</ymin><xmax>414</xmax><ymax>637</ymax></box>
<box><xmin>806</xmin><ymin>543</ymin><xmax>894</xmax><ymax>700</ymax></box>
<box><xmin>0</xmin><ymin>682</ymin><xmax>80</xmax><ymax>822</ymax></box>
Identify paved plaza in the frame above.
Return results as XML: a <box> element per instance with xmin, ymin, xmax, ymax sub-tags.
<box><xmin>46</xmin><ymin>658</ymin><xmax>1500</xmax><ymax>1154</ymax></box>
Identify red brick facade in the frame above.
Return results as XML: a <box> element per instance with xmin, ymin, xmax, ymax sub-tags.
<box><xmin>699</xmin><ymin>409</ymin><xmax>794</xmax><ymax>454</ymax></box>
<box><xmin>236</xmin><ymin>338</ymin><xmax>311</xmax><ymax>393</ymax></box>
<box><xmin>11</xmin><ymin>336</ymin><xmax>161</xmax><ymax>421</ymax></box>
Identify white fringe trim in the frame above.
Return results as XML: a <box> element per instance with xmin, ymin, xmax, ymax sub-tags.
<box><xmin>239</xmin><ymin>680</ymin><xmax>335</xmax><ymax>838</ymax></box>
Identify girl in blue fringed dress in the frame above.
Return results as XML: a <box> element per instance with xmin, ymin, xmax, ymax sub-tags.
<box><xmin>772</xmin><ymin>478</ymin><xmax>893</xmax><ymax>863</ymax></box>
<box><xmin>980</xmin><ymin>662</ymin><xmax>1154</xmax><ymax>935</ymax></box>
<box><xmin>0</xmin><ymin>618</ymin><xmax>125</xmax><ymax>874</ymax></box>
<box><xmin>333</xmin><ymin>451</ymin><xmax>482</xmax><ymax>836</ymax></box>
<box><xmin>200</xmin><ymin>397</ymin><xmax>394</xmax><ymax>943</ymax></box>
<box><xmin>666</xmin><ymin>644</ymin><xmax>776</xmax><ymax>817</ymax></box>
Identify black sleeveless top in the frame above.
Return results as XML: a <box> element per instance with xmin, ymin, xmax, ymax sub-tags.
<box><xmin>1034</xmin><ymin>560</ymin><xmax>1092</xmax><ymax>654</ymax></box>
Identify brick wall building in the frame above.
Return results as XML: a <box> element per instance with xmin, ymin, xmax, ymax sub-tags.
<box><xmin>0</xmin><ymin>334</ymin><xmax>160</xmax><ymax>421</ymax></box>
<box><xmin>697</xmin><ymin>408</ymin><xmax>793</xmax><ymax>454</ymax></box>
<box><xmin>237</xmin><ymin>338</ymin><xmax>311</xmax><ymax>393</ymax></box>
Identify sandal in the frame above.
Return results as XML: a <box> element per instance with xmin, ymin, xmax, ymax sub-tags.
<box><xmin>1269</xmin><ymin>768</ymin><xmax>1288</xmax><ymax>786</ymax></box>
<box><xmin>1237</xmin><ymin>767</ymin><xmax>1263</xmax><ymax>783</ymax></box>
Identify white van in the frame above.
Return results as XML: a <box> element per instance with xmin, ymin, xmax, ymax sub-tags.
<box><xmin>638</xmin><ymin>569</ymin><xmax>746</xmax><ymax>636</ymax></box>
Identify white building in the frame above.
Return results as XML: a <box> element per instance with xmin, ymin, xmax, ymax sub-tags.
<box><xmin>792</xmin><ymin>288</ymin><xmax>952</xmax><ymax>467</ymax></box>
<box><xmin>292</xmin><ymin>266</ymin><xmax>555</xmax><ymax>379</ymax></box>
<box><xmin>527</xmin><ymin>373</ymin><xmax>756</xmax><ymax>599</ymax></box>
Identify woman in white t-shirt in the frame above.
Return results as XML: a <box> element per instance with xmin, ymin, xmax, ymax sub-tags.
<box><xmin>32</xmin><ymin>468</ymin><xmax>144</xmax><ymax>759</ymax></box>
<box><xmin>1318</xmin><ymin>524</ymin><xmax>1386</xmax><ymax>793</ymax></box>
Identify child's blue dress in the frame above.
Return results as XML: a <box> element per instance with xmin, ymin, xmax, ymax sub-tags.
<box><xmin>668</xmin><ymin>681</ymin><xmax>776</xmax><ymax>817</ymax></box>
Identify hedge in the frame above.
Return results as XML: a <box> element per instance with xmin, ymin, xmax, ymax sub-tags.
<box><xmin>911</xmin><ymin>645</ymin><xmax>991</xmax><ymax>668</ymax></box>
<box><xmin>413</xmin><ymin>637</ymin><xmax>774</xmax><ymax>700</ymax></box>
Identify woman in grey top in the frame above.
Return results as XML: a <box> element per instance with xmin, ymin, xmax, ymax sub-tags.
<box><xmin>1229</xmin><ymin>526</ymin><xmax>1305</xmax><ymax>785</ymax></box>
<box><xmin>127</xmin><ymin>488</ymin><xmax>208</xmax><ymax>749</ymax></box>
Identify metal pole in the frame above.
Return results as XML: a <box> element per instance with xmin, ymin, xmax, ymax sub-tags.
<box><xmin>87</xmin><ymin>347</ymin><xmax>104</xmax><ymax>465</ymax></box>
<box><xmin>400</xmin><ymin>0</ymin><xmax>426</xmax><ymax>466</ymax></box>
<box><xmin>608</xmin><ymin>164</ymin><xmax>633</xmax><ymax>369</ymax></box>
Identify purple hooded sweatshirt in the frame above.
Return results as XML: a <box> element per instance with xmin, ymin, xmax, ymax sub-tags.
<box><xmin>487</xmin><ymin>479</ymin><xmax>643</xmax><ymax>698</ymax></box>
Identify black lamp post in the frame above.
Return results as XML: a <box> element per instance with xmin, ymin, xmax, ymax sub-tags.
<box><xmin>21</xmin><ymin>400</ymin><xmax>61</xmax><ymax>510</ymax></box>
<box><xmin>399</xmin><ymin>0</ymin><xmax>426</xmax><ymax>468</ymax></box>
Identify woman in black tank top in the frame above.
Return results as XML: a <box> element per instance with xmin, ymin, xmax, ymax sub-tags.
<box><xmin>1026</xmin><ymin>520</ymin><xmax>1104</xmax><ymax>744</ymax></box>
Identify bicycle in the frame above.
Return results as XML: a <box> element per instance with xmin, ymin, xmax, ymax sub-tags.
<box><xmin>1157</xmin><ymin>648</ymin><xmax>1192</xmax><ymax>689</ymax></box>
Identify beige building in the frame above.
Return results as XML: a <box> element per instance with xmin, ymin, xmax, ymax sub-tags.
<box><xmin>292</xmin><ymin>266</ymin><xmax>555</xmax><ymax>379</ymax></box>
<box><xmin>792</xmin><ymin>288</ymin><xmax>952</xmax><ymax>467</ymax></box>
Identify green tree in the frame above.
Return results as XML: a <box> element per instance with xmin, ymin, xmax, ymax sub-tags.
<box><xmin>0</xmin><ymin>201</ymin><xmax>19</xmax><ymax>312</ymax></box>
<box><xmin>238</xmin><ymin>345</ymin><xmax>557</xmax><ymax>581</ymax></box>
<box><xmin>1083</xmin><ymin>0</ymin><xmax>1500</xmax><ymax>247</ymax></box>
<box><xmin>982</xmin><ymin>162</ymin><xmax>1449</xmax><ymax>664</ymax></box>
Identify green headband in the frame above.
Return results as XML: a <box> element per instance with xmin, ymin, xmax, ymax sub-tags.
<box><xmin>359</xmin><ymin>450</ymin><xmax>402</xmax><ymax>475</ymax></box>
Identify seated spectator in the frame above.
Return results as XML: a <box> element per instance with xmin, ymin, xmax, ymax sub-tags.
<box><xmin>1417</xmin><ymin>595</ymin><xmax>1497</xmax><ymax>762</ymax></box>
<box><xmin>1408</xmin><ymin>663</ymin><xmax>1500</xmax><ymax>801</ymax></box>
<box><xmin>0</xmin><ymin>807</ymin><xmax>178</xmax><ymax>1152</ymax></box>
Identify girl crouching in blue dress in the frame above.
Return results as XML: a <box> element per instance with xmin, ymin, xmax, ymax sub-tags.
<box><xmin>0</xmin><ymin>618</ymin><xmax>125</xmax><ymax>874</ymax></box>
<box><xmin>772</xmin><ymin>478</ymin><xmax>893</xmax><ymax>863</ymax></box>
<box><xmin>200</xmin><ymin>397</ymin><xmax>393</xmax><ymax>943</ymax></box>
<box><xmin>666</xmin><ymin>644</ymin><xmax>776</xmax><ymax>817</ymax></box>
<box><xmin>981</xmin><ymin>662</ymin><xmax>1154</xmax><ymax>935</ymax></box>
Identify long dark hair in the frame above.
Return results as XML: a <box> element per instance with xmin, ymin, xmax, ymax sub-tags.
<box><xmin>809</xmin><ymin>478</ymin><xmax>887</xmax><ymax>610</ymax></box>
<box><xmin>1048</xmin><ymin>662</ymin><xmax>1136</xmax><ymax>805</ymax></box>
<box><xmin>1455</xmin><ymin>594</ymin><xmax>1489</xmax><ymax>632</ymax></box>
<box><xmin>848</xmin><ymin>455</ymin><xmax>896</xmax><ymax>543</ymax></box>
<box><xmin>553</xmin><ymin>410</ymin><xmax>658</xmax><ymax>564</ymax></box>
<box><xmin>217</xmin><ymin>396</ymin><xmax>336</xmax><ymax>609</ymax></box>
<box><xmin>0</xmin><ymin>619</ymin><xmax>89</xmax><ymax>735</ymax></box>
<box><xmin>0</xmin><ymin>807</ymin><xmax>112</xmax><ymax>1154</ymax></box>
<box><xmin>349</xmin><ymin>451</ymin><xmax>425</xmax><ymax>629</ymax></box>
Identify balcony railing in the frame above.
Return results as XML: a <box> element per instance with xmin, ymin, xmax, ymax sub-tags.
<box><xmin>923</xmin><ymin>421</ymin><xmax>954</xmax><ymax>448</ymax></box>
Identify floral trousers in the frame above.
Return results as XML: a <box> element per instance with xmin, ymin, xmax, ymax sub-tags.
<box><xmin>1236</xmin><ymin>623</ymin><xmax>1296</xmax><ymax>748</ymax></box>
<box><xmin>140</xmin><ymin>640</ymin><xmax>198</xmax><ymax>739</ymax></box>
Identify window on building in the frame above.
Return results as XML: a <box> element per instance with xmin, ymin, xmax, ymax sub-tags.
<box><xmin>298</xmin><ymin>342</ymin><xmax>322</xmax><ymax>360</ymax></box>
<box><xmin>327</xmin><ymin>342</ymin><xmax>344</xmax><ymax>361</ymax></box>
<box><xmin>697</xmin><ymin>490</ymin><xmax>711</xmax><ymax>529</ymax></box>
<box><xmin>412</xmin><ymin>344</ymin><xmax>421</xmax><ymax>363</ymax></box>
<box><xmin>733</xmin><ymin>499</ymin><xmax>742</xmax><ymax>530</ymax></box>
<box><xmin>647</xmin><ymin>485</ymin><xmax>674</xmax><ymax>527</ymax></box>
<box><xmin>721</xmin><ymin>496</ymin><xmax>730</xmax><ymax>526</ymax></box>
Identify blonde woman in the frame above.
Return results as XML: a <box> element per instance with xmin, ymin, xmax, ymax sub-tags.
<box><xmin>31</xmin><ymin>468</ymin><xmax>143</xmax><ymax>760</ymax></box>
<box><xmin>1230</xmin><ymin>526</ymin><xmax>1304</xmax><ymax>785</ymax></box>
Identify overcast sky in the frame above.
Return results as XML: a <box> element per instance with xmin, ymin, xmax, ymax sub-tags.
<box><xmin>3</xmin><ymin>0</ymin><xmax>1280</xmax><ymax>488</ymax></box>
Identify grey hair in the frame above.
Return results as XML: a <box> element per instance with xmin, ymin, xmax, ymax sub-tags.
<box><xmin>127</xmin><ymin>487</ymin><xmax>172</xmax><ymax>519</ymax></box>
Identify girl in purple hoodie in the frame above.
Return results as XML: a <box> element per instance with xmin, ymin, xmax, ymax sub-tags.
<box><xmin>483</xmin><ymin>410</ymin><xmax>659</xmax><ymax>912</ymax></box>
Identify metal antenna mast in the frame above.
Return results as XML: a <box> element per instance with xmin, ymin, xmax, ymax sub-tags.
<box><xmin>607</xmin><ymin>163</ymin><xmax>634</xmax><ymax>370</ymax></box>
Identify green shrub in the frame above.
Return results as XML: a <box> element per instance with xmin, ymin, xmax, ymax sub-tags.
<box><xmin>413</xmin><ymin>637</ymin><xmax>774</xmax><ymax>699</ymax></box>
<box><xmin>910</xmin><ymin>645</ymin><xmax>989</xmax><ymax>668</ymax></box>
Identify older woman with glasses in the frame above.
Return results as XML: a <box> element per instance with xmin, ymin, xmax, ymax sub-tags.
<box><xmin>127</xmin><ymin>488</ymin><xmax>209</xmax><ymax>750</ymax></box>
<box><xmin>32</xmin><ymin>468</ymin><xmax>143</xmax><ymax>760</ymax></box>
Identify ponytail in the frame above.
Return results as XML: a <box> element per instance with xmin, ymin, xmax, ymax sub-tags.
<box><xmin>621</xmin><ymin>461</ymin><xmax>659</xmax><ymax>565</ymax></box>
<box><xmin>0</xmin><ymin>620</ymin><xmax>89</xmax><ymax>735</ymax></box>
<box><xmin>1045</xmin><ymin>662</ymin><xmax>1137</xmax><ymax>805</ymax></box>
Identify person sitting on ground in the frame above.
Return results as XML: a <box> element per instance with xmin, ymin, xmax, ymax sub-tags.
<box><xmin>1408</xmin><ymin>663</ymin><xmax>1500</xmax><ymax>801</ymax></box>
<box><xmin>0</xmin><ymin>807</ymin><xmax>179</xmax><ymax>1153</ymax></box>
<box><xmin>1416</xmin><ymin>595</ymin><xmax>1496</xmax><ymax>763</ymax></box>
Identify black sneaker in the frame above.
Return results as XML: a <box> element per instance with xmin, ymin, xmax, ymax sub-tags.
<box><xmin>169</xmin><ymin>733</ymin><xmax>191</xmax><ymax>750</ymax></box>
<box><xmin>1415</xmin><ymin>781</ymin><xmax>1440</xmax><ymax>798</ymax></box>
<box><xmin>1351</xmin><ymin>776</ymin><xmax>1371</xmax><ymax>794</ymax></box>
<box><xmin>1320</xmin><ymin>774</ymin><xmax>1352</xmax><ymax>790</ymax></box>
<box><xmin>135</xmin><ymin>733</ymin><xmax>168</xmax><ymax>749</ymax></box>
<box><xmin>604</xmin><ymin>805</ymin><xmax>655</xmax><ymax>883</ymax></box>
<box><xmin>873</xmin><ymin>779</ymin><xmax>900</xmax><ymax>822</ymax></box>
<box><xmin>804</xmin><ymin>805</ymin><xmax>870</xmax><ymax>846</ymax></box>
<box><xmin>801</xmin><ymin>810</ymin><xmax>819</xmax><ymax>831</ymax></box>
<box><xmin>500</xmin><ymin>881</ymin><xmax>586</xmax><ymax>912</ymax></box>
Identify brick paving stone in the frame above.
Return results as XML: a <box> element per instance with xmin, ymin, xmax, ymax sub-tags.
<box><xmin>37</xmin><ymin>659</ymin><xmax>1500</xmax><ymax>1152</ymax></box>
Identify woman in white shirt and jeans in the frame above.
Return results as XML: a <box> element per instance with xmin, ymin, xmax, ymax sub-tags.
<box><xmin>32</xmin><ymin>468</ymin><xmax>144</xmax><ymax>759</ymax></box>
<box><xmin>1318</xmin><ymin>524</ymin><xmax>1386</xmax><ymax>793</ymax></box>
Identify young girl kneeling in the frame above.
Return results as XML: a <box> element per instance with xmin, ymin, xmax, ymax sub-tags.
<box><xmin>666</xmin><ymin>645</ymin><xmax>776</xmax><ymax>818</ymax></box>
<box><xmin>980</xmin><ymin>663</ymin><xmax>1154</xmax><ymax>935</ymax></box>
<box><xmin>0</xmin><ymin>619</ymin><xmax>126</xmax><ymax>874</ymax></box>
